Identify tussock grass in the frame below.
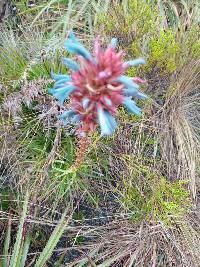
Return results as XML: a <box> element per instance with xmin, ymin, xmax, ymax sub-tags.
<box><xmin>157</xmin><ymin>60</ymin><xmax>200</xmax><ymax>198</ymax></box>
<box><xmin>70</xmin><ymin>216</ymin><xmax>200</xmax><ymax>266</ymax></box>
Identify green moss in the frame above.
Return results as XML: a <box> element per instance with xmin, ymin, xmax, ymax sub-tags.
<box><xmin>148</xmin><ymin>30</ymin><xmax>179</xmax><ymax>73</ymax></box>
<box><xmin>120</xmin><ymin>156</ymin><xmax>191</xmax><ymax>226</ymax></box>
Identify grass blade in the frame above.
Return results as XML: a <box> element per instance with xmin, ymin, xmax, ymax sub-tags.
<box><xmin>9</xmin><ymin>192</ymin><xmax>29</xmax><ymax>267</ymax></box>
<box><xmin>30</xmin><ymin>0</ymin><xmax>62</xmax><ymax>28</ymax></box>
<box><xmin>34</xmin><ymin>209</ymin><xmax>69</xmax><ymax>267</ymax></box>
<box><xmin>2</xmin><ymin>219</ymin><xmax>12</xmax><ymax>267</ymax></box>
<box><xmin>97</xmin><ymin>251</ymin><xmax>126</xmax><ymax>267</ymax></box>
<box><xmin>19</xmin><ymin>235</ymin><xmax>31</xmax><ymax>267</ymax></box>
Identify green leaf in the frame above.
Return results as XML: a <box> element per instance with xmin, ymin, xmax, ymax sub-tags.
<box><xmin>19</xmin><ymin>235</ymin><xmax>31</xmax><ymax>267</ymax></box>
<box><xmin>10</xmin><ymin>192</ymin><xmax>29</xmax><ymax>267</ymax></box>
<box><xmin>2</xmin><ymin>219</ymin><xmax>12</xmax><ymax>267</ymax></box>
<box><xmin>34</xmin><ymin>209</ymin><xmax>69</xmax><ymax>267</ymax></box>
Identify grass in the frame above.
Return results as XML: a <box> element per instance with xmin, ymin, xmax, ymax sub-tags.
<box><xmin>0</xmin><ymin>0</ymin><xmax>200</xmax><ymax>265</ymax></box>
<box><xmin>159</xmin><ymin>59</ymin><xmax>200</xmax><ymax>197</ymax></box>
<box><xmin>13</xmin><ymin>0</ymin><xmax>112</xmax><ymax>37</ymax></box>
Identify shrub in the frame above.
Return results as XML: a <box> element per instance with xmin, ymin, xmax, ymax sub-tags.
<box><xmin>148</xmin><ymin>30</ymin><xmax>179</xmax><ymax>73</ymax></box>
<box><xmin>120</xmin><ymin>157</ymin><xmax>191</xmax><ymax>225</ymax></box>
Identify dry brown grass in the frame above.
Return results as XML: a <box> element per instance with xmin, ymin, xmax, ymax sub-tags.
<box><xmin>64</xmin><ymin>215</ymin><xmax>200</xmax><ymax>266</ymax></box>
<box><xmin>156</xmin><ymin>60</ymin><xmax>200</xmax><ymax>199</ymax></box>
<box><xmin>76</xmin><ymin>58</ymin><xmax>200</xmax><ymax>266</ymax></box>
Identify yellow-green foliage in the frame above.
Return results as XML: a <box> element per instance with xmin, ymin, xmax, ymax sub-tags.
<box><xmin>148</xmin><ymin>30</ymin><xmax>179</xmax><ymax>73</ymax></box>
<box><xmin>124</xmin><ymin>0</ymin><xmax>156</xmax><ymax>37</ymax></box>
<box><xmin>118</xmin><ymin>106</ymin><xmax>142</xmax><ymax>124</ymax></box>
<box><xmin>192</xmin><ymin>41</ymin><xmax>200</xmax><ymax>58</ymax></box>
<box><xmin>120</xmin><ymin>156</ymin><xmax>191</xmax><ymax>225</ymax></box>
<box><xmin>97</xmin><ymin>0</ymin><xmax>157</xmax><ymax>57</ymax></box>
<box><xmin>98</xmin><ymin>1</ymin><xmax>181</xmax><ymax>75</ymax></box>
<box><xmin>185</xmin><ymin>26</ymin><xmax>200</xmax><ymax>58</ymax></box>
<box><xmin>126</xmin><ymin>66</ymin><xmax>138</xmax><ymax>78</ymax></box>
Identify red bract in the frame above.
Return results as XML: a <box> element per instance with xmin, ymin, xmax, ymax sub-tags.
<box><xmin>70</xmin><ymin>39</ymin><xmax>126</xmax><ymax>135</ymax></box>
<box><xmin>49</xmin><ymin>31</ymin><xmax>147</xmax><ymax>137</ymax></box>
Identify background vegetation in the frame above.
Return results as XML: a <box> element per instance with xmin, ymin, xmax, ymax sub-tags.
<box><xmin>0</xmin><ymin>0</ymin><xmax>200</xmax><ymax>266</ymax></box>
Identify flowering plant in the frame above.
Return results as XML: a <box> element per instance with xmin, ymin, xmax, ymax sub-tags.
<box><xmin>49</xmin><ymin>31</ymin><xmax>147</xmax><ymax>138</ymax></box>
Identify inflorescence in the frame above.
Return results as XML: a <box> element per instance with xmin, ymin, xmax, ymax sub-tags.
<box><xmin>49</xmin><ymin>31</ymin><xmax>147</xmax><ymax>138</ymax></box>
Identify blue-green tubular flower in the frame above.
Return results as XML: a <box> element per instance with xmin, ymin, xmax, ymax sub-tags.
<box><xmin>49</xmin><ymin>31</ymin><xmax>148</xmax><ymax>137</ymax></box>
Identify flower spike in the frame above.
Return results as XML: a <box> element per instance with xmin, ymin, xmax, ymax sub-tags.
<box><xmin>49</xmin><ymin>31</ymin><xmax>148</xmax><ymax>137</ymax></box>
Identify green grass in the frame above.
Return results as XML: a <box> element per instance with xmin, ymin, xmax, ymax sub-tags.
<box><xmin>1</xmin><ymin>193</ymin><xmax>70</xmax><ymax>267</ymax></box>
